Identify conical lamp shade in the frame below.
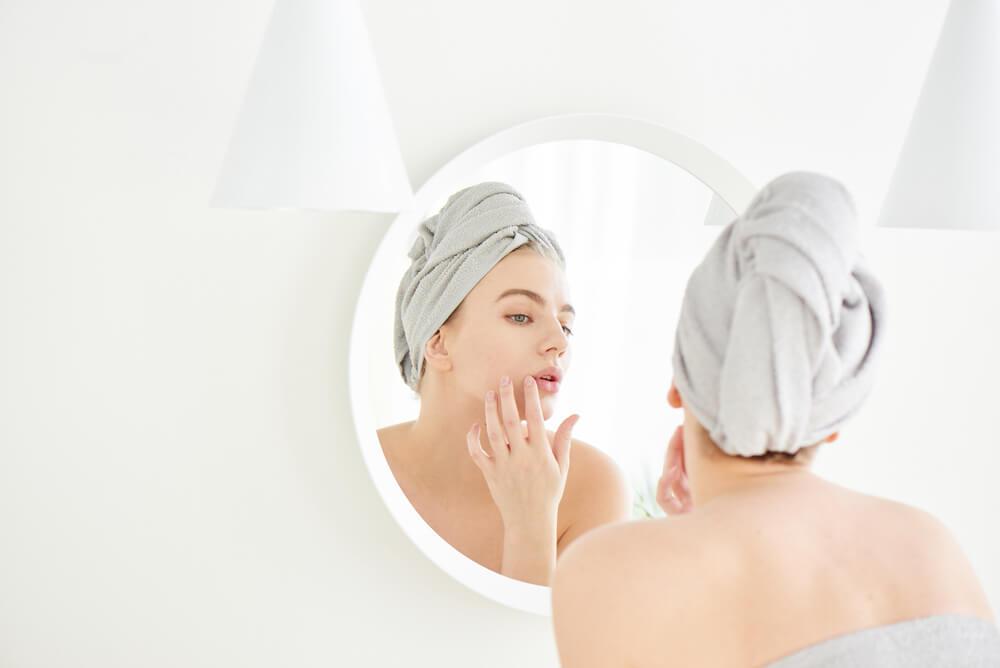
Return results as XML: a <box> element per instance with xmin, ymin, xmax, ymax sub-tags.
<box><xmin>213</xmin><ymin>0</ymin><xmax>412</xmax><ymax>212</ymax></box>
<box><xmin>879</xmin><ymin>0</ymin><xmax>999</xmax><ymax>230</ymax></box>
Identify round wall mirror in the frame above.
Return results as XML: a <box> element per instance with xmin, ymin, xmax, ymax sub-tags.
<box><xmin>349</xmin><ymin>114</ymin><xmax>757</xmax><ymax>615</ymax></box>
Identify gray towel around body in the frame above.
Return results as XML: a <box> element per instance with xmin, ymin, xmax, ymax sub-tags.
<box><xmin>394</xmin><ymin>182</ymin><xmax>564</xmax><ymax>391</ymax></box>
<box><xmin>766</xmin><ymin>614</ymin><xmax>1000</xmax><ymax>667</ymax></box>
<box><xmin>672</xmin><ymin>172</ymin><xmax>887</xmax><ymax>456</ymax></box>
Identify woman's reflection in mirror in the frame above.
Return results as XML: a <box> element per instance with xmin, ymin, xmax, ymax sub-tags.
<box><xmin>378</xmin><ymin>182</ymin><xmax>632</xmax><ymax>585</ymax></box>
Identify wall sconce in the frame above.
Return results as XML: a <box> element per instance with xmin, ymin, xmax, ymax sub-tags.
<box><xmin>879</xmin><ymin>0</ymin><xmax>998</xmax><ymax>230</ymax></box>
<box><xmin>213</xmin><ymin>0</ymin><xmax>413</xmax><ymax>212</ymax></box>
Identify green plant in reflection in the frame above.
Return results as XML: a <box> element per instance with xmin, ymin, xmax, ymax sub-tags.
<box><xmin>631</xmin><ymin>466</ymin><xmax>665</xmax><ymax>520</ymax></box>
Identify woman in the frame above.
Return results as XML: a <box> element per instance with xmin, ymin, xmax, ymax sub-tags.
<box><xmin>551</xmin><ymin>172</ymin><xmax>999</xmax><ymax>666</ymax></box>
<box><xmin>378</xmin><ymin>181</ymin><xmax>632</xmax><ymax>586</ymax></box>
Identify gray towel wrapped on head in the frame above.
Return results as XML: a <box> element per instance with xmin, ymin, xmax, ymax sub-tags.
<box><xmin>394</xmin><ymin>182</ymin><xmax>565</xmax><ymax>391</ymax></box>
<box><xmin>672</xmin><ymin>172</ymin><xmax>887</xmax><ymax>457</ymax></box>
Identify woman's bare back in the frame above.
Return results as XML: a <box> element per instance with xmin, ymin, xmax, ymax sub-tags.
<box><xmin>606</xmin><ymin>478</ymin><xmax>993</xmax><ymax>667</ymax></box>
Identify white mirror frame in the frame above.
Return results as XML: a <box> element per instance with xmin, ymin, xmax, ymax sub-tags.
<box><xmin>349</xmin><ymin>113</ymin><xmax>758</xmax><ymax>616</ymax></box>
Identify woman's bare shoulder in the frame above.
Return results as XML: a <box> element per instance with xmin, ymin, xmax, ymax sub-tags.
<box><xmin>553</xmin><ymin>434</ymin><xmax>623</xmax><ymax>483</ymax></box>
<box><xmin>564</xmin><ymin>513</ymin><xmax>705</xmax><ymax>566</ymax></box>
<box><xmin>552</xmin><ymin>517</ymin><xmax>704</xmax><ymax>667</ymax></box>
<box><xmin>852</xmin><ymin>493</ymin><xmax>970</xmax><ymax>558</ymax></box>
<box><xmin>549</xmin><ymin>432</ymin><xmax>635</xmax><ymax>549</ymax></box>
<box><xmin>376</xmin><ymin>421</ymin><xmax>414</xmax><ymax>444</ymax></box>
<box><xmin>553</xmin><ymin>520</ymin><xmax>667</xmax><ymax>600</ymax></box>
<box><xmin>542</xmin><ymin>430</ymin><xmax>628</xmax><ymax>496</ymax></box>
<box><xmin>857</xmin><ymin>494</ymin><xmax>994</xmax><ymax>616</ymax></box>
<box><xmin>376</xmin><ymin>421</ymin><xmax>417</xmax><ymax>472</ymax></box>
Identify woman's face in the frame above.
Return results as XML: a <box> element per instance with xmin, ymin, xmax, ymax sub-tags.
<box><xmin>439</xmin><ymin>247</ymin><xmax>574</xmax><ymax>420</ymax></box>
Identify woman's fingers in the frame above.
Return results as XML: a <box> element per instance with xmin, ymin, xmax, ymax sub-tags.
<box><xmin>473</xmin><ymin>376</ymin><xmax>572</xmax><ymax>537</ymax></box>
<box><xmin>523</xmin><ymin>375</ymin><xmax>546</xmax><ymax>445</ymax></box>
<box><xmin>672</xmin><ymin>428</ymin><xmax>693</xmax><ymax>511</ymax></box>
<box><xmin>551</xmin><ymin>414</ymin><xmax>579</xmax><ymax>477</ymax></box>
<box><xmin>657</xmin><ymin>426</ymin><xmax>692</xmax><ymax>515</ymax></box>
<box><xmin>497</xmin><ymin>375</ymin><xmax>527</xmax><ymax>449</ymax></box>
<box><xmin>484</xmin><ymin>389</ymin><xmax>509</xmax><ymax>460</ymax></box>
<box><xmin>467</xmin><ymin>423</ymin><xmax>493</xmax><ymax>473</ymax></box>
<box><xmin>658</xmin><ymin>466</ymin><xmax>689</xmax><ymax>514</ymax></box>
<box><xmin>676</xmin><ymin>476</ymin><xmax>693</xmax><ymax>513</ymax></box>
<box><xmin>657</xmin><ymin>463</ymin><xmax>675</xmax><ymax>508</ymax></box>
<box><xmin>657</xmin><ymin>469</ymin><xmax>684</xmax><ymax>514</ymax></box>
<box><xmin>662</xmin><ymin>426</ymin><xmax>683</xmax><ymax>477</ymax></box>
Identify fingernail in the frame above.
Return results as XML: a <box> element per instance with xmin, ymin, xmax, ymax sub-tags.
<box><xmin>524</xmin><ymin>376</ymin><xmax>534</xmax><ymax>386</ymax></box>
<box><xmin>500</xmin><ymin>376</ymin><xmax>510</xmax><ymax>387</ymax></box>
<box><xmin>486</xmin><ymin>390</ymin><xmax>495</xmax><ymax>402</ymax></box>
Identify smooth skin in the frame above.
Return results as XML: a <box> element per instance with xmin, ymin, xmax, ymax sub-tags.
<box><xmin>378</xmin><ymin>247</ymin><xmax>632</xmax><ymax>585</ymax></box>
<box><xmin>551</xmin><ymin>380</ymin><xmax>995</xmax><ymax>667</ymax></box>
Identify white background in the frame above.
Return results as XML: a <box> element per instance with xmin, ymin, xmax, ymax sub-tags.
<box><xmin>2</xmin><ymin>0</ymin><xmax>997</xmax><ymax>666</ymax></box>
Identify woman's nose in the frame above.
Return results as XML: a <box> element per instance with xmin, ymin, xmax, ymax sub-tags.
<box><xmin>543</xmin><ymin>319</ymin><xmax>569</xmax><ymax>354</ymax></box>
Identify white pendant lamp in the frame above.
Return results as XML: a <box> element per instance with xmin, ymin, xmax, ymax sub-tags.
<box><xmin>213</xmin><ymin>0</ymin><xmax>413</xmax><ymax>212</ymax></box>
<box><xmin>878</xmin><ymin>0</ymin><xmax>999</xmax><ymax>230</ymax></box>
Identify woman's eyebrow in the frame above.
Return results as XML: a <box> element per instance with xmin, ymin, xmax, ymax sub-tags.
<box><xmin>495</xmin><ymin>288</ymin><xmax>575</xmax><ymax>315</ymax></box>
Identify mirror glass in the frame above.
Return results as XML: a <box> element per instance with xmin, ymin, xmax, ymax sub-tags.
<box><xmin>360</xmin><ymin>139</ymin><xmax>738</xmax><ymax>585</ymax></box>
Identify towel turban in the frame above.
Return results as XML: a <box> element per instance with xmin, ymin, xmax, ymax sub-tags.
<box><xmin>394</xmin><ymin>182</ymin><xmax>565</xmax><ymax>391</ymax></box>
<box><xmin>672</xmin><ymin>172</ymin><xmax>887</xmax><ymax>456</ymax></box>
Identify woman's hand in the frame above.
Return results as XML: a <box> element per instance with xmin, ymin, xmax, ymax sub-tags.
<box><xmin>657</xmin><ymin>426</ymin><xmax>693</xmax><ymax>515</ymax></box>
<box><xmin>467</xmin><ymin>373</ymin><xmax>578</xmax><ymax>532</ymax></box>
<box><xmin>466</xmin><ymin>374</ymin><xmax>578</xmax><ymax>584</ymax></box>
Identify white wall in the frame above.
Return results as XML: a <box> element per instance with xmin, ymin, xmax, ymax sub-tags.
<box><xmin>5</xmin><ymin>0</ymin><xmax>996</xmax><ymax>666</ymax></box>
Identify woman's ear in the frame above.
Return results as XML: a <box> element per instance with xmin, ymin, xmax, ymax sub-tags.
<box><xmin>423</xmin><ymin>330</ymin><xmax>453</xmax><ymax>373</ymax></box>
<box><xmin>667</xmin><ymin>380</ymin><xmax>683</xmax><ymax>409</ymax></box>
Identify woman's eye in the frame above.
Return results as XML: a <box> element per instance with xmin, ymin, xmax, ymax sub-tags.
<box><xmin>507</xmin><ymin>314</ymin><xmax>572</xmax><ymax>335</ymax></box>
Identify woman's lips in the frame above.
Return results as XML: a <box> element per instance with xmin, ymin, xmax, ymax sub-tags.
<box><xmin>535</xmin><ymin>377</ymin><xmax>560</xmax><ymax>394</ymax></box>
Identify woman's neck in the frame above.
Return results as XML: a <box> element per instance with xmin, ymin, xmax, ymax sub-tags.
<box><xmin>687</xmin><ymin>453</ymin><xmax>822</xmax><ymax>509</ymax></box>
<box><xmin>402</xmin><ymin>382</ymin><xmax>497</xmax><ymax>500</ymax></box>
